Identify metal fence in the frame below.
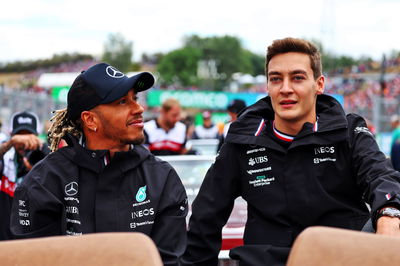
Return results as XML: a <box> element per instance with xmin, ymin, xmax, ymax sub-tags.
<box><xmin>1</xmin><ymin>87</ymin><xmax>399</xmax><ymax>136</ymax></box>
<box><xmin>0</xmin><ymin>88</ymin><xmax>65</xmax><ymax>135</ymax></box>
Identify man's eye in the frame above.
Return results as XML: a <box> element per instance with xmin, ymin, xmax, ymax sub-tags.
<box><xmin>119</xmin><ymin>99</ymin><xmax>127</xmax><ymax>104</ymax></box>
<box><xmin>293</xmin><ymin>76</ymin><xmax>305</xmax><ymax>81</ymax></box>
<box><xmin>269</xmin><ymin>77</ymin><xmax>280</xmax><ymax>82</ymax></box>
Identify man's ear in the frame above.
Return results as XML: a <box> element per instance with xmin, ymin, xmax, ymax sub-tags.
<box><xmin>316</xmin><ymin>75</ymin><xmax>325</xmax><ymax>95</ymax></box>
<box><xmin>80</xmin><ymin>111</ymin><xmax>98</xmax><ymax>132</ymax></box>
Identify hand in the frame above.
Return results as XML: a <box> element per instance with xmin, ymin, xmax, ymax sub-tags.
<box><xmin>11</xmin><ymin>134</ymin><xmax>42</xmax><ymax>151</ymax></box>
<box><xmin>376</xmin><ymin>216</ymin><xmax>400</xmax><ymax>236</ymax></box>
<box><xmin>22</xmin><ymin>156</ymin><xmax>33</xmax><ymax>171</ymax></box>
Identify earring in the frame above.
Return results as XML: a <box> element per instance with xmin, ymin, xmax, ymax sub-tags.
<box><xmin>93</xmin><ymin>128</ymin><xmax>97</xmax><ymax>132</ymax></box>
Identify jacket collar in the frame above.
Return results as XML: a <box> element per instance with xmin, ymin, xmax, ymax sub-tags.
<box><xmin>60</xmin><ymin>134</ymin><xmax>151</xmax><ymax>173</ymax></box>
<box><xmin>226</xmin><ymin>94</ymin><xmax>349</xmax><ymax>150</ymax></box>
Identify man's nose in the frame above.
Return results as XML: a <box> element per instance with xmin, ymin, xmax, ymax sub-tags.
<box><xmin>280</xmin><ymin>78</ymin><xmax>293</xmax><ymax>94</ymax></box>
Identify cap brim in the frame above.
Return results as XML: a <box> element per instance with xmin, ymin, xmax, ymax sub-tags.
<box><xmin>12</xmin><ymin>126</ymin><xmax>37</xmax><ymax>135</ymax></box>
<box><xmin>100</xmin><ymin>72</ymin><xmax>155</xmax><ymax>104</ymax></box>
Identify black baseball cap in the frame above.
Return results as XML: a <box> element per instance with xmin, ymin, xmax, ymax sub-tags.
<box><xmin>67</xmin><ymin>63</ymin><xmax>155</xmax><ymax>121</ymax></box>
<box><xmin>10</xmin><ymin>111</ymin><xmax>39</xmax><ymax>135</ymax></box>
<box><xmin>227</xmin><ymin>99</ymin><xmax>246</xmax><ymax>114</ymax></box>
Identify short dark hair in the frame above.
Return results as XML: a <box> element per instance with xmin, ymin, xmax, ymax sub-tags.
<box><xmin>266</xmin><ymin>37</ymin><xmax>322</xmax><ymax>80</ymax></box>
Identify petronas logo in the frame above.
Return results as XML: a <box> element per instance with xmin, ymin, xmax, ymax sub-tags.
<box><xmin>136</xmin><ymin>186</ymin><xmax>147</xmax><ymax>202</ymax></box>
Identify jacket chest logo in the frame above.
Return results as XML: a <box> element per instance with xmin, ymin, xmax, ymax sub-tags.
<box><xmin>313</xmin><ymin>146</ymin><xmax>337</xmax><ymax>164</ymax></box>
<box><xmin>136</xmin><ymin>185</ymin><xmax>147</xmax><ymax>202</ymax></box>
<box><xmin>248</xmin><ymin>156</ymin><xmax>268</xmax><ymax>166</ymax></box>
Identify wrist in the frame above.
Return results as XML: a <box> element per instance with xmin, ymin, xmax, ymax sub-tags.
<box><xmin>377</xmin><ymin>207</ymin><xmax>400</xmax><ymax>220</ymax></box>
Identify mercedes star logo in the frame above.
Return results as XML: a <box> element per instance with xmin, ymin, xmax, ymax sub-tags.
<box><xmin>106</xmin><ymin>66</ymin><xmax>124</xmax><ymax>78</ymax></box>
<box><xmin>65</xmin><ymin>182</ymin><xmax>79</xmax><ymax>196</ymax></box>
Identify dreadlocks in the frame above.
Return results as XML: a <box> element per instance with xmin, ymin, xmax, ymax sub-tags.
<box><xmin>48</xmin><ymin>108</ymin><xmax>82</xmax><ymax>152</ymax></box>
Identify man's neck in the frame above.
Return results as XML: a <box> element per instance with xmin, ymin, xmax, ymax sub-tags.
<box><xmin>85</xmin><ymin>135</ymin><xmax>129</xmax><ymax>159</ymax></box>
<box><xmin>157</xmin><ymin>117</ymin><xmax>172</xmax><ymax>132</ymax></box>
<box><xmin>274</xmin><ymin>116</ymin><xmax>317</xmax><ymax>136</ymax></box>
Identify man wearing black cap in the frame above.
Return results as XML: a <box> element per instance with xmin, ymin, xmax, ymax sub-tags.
<box><xmin>10</xmin><ymin>63</ymin><xmax>188</xmax><ymax>265</ymax></box>
<box><xmin>217</xmin><ymin>99</ymin><xmax>247</xmax><ymax>151</ymax></box>
<box><xmin>0</xmin><ymin>111</ymin><xmax>48</xmax><ymax>240</ymax></box>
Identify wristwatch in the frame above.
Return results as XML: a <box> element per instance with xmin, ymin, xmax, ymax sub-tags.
<box><xmin>376</xmin><ymin>207</ymin><xmax>400</xmax><ymax>220</ymax></box>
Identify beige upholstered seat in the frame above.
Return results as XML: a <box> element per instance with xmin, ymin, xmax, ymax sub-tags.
<box><xmin>0</xmin><ymin>232</ymin><xmax>162</xmax><ymax>266</ymax></box>
<box><xmin>287</xmin><ymin>226</ymin><xmax>400</xmax><ymax>266</ymax></box>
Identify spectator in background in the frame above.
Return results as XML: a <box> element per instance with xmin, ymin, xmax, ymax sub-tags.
<box><xmin>144</xmin><ymin>98</ymin><xmax>188</xmax><ymax>155</ymax></box>
<box><xmin>218</xmin><ymin>99</ymin><xmax>247</xmax><ymax>150</ymax></box>
<box><xmin>0</xmin><ymin>111</ymin><xmax>49</xmax><ymax>240</ymax></box>
<box><xmin>391</xmin><ymin>114</ymin><xmax>400</xmax><ymax>170</ymax></box>
<box><xmin>192</xmin><ymin>111</ymin><xmax>219</xmax><ymax>139</ymax></box>
<box><xmin>0</xmin><ymin>119</ymin><xmax>7</xmax><ymax>143</ymax></box>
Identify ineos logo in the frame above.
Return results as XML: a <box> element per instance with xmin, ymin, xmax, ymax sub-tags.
<box><xmin>65</xmin><ymin>182</ymin><xmax>79</xmax><ymax>196</ymax></box>
<box><xmin>106</xmin><ymin>66</ymin><xmax>124</xmax><ymax>78</ymax></box>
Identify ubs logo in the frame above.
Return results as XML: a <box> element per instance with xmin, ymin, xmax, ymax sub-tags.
<box><xmin>248</xmin><ymin>156</ymin><xmax>268</xmax><ymax>166</ymax></box>
<box><xmin>65</xmin><ymin>182</ymin><xmax>78</xmax><ymax>196</ymax></box>
<box><xmin>106</xmin><ymin>66</ymin><xmax>124</xmax><ymax>78</ymax></box>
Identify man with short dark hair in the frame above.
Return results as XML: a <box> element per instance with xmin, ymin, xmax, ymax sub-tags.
<box><xmin>0</xmin><ymin>111</ymin><xmax>48</xmax><ymax>240</ymax></box>
<box><xmin>182</xmin><ymin>37</ymin><xmax>400</xmax><ymax>265</ymax></box>
<box><xmin>10</xmin><ymin>63</ymin><xmax>188</xmax><ymax>265</ymax></box>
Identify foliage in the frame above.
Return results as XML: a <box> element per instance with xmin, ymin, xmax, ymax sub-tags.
<box><xmin>156</xmin><ymin>47</ymin><xmax>202</xmax><ymax>87</ymax></box>
<box><xmin>244</xmin><ymin>50</ymin><xmax>265</xmax><ymax>76</ymax></box>
<box><xmin>184</xmin><ymin>35</ymin><xmax>254</xmax><ymax>89</ymax></box>
<box><xmin>101</xmin><ymin>32</ymin><xmax>133</xmax><ymax>72</ymax></box>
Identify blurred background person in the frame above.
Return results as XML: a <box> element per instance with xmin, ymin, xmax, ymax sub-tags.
<box><xmin>390</xmin><ymin>114</ymin><xmax>400</xmax><ymax>170</ymax></box>
<box><xmin>0</xmin><ymin>119</ymin><xmax>7</xmax><ymax>143</ymax></box>
<box><xmin>144</xmin><ymin>98</ymin><xmax>188</xmax><ymax>155</ymax></box>
<box><xmin>0</xmin><ymin>111</ymin><xmax>49</xmax><ymax>240</ymax></box>
<box><xmin>223</xmin><ymin>99</ymin><xmax>247</xmax><ymax>138</ymax></box>
<box><xmin>218</xmin><ymin>99</ymin><xmax>247</xmax><ymax>150</ymax></box>
<box><xmin>191</xmin><ymin>111</ymin><xmax>219</xmax><ymax>139</ymax></box>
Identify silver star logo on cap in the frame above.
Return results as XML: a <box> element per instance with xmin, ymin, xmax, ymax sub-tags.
<box><xmin>106</xmin><ymin>66</ymin><xmax>124</xmax><ymax>79</ymax></box>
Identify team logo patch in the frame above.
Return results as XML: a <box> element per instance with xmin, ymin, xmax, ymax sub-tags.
<box><xmin>65</xmin><ymin>182</ymin><xmax>78</xmax><ymax>196</ymax></box>
<box><xmin>354</xmin><ymin>127</ymin><xmax>373</xmax><ymax>136</ymax></box>
<box><xmin>106</xmin><ymin>66</ymin><xmax>124</xmax><ymax>78</ymax></box>
<box><xmin>136</xmin><ymin>185</ymin><xmax>147</xmax><ymax>202</ymax></box>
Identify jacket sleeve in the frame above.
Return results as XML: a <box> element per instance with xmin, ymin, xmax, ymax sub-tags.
<box><xmin>150</xmin><ymin>168</ymin><xmax>188</xmax><ymax>266</ymax></box>
<box><xmin>181</xmin><ymin>143</ymin><xmax>241</xmax><ymax>266</ymax></box>
<box><xmin>10</xmin><ymin>174</ymin><xmax>64</xmax><ymax>239</ymax></box>
<box><xmin>348</xmin><ymin>114</ymin><xmax>400</xmax><ymax>225</ymax></box>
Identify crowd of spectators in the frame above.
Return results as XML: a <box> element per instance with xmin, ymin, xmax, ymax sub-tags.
<box><xmin>1</xmin><ymin>55</ymin><xmax>400</xmax><ymax>123</ymax></box>
<box><xmin>0</xmin><ymin>60</ymin><xmax>98</xmax><ymax>93</ymax></box>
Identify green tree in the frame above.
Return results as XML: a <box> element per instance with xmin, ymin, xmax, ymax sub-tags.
<box><xmin>102</xmin><ymin>33</ymin><xmax>133</xmax><ymax>72</ymax></box>
<box><xmin>244</xmin><ymin>50</ymin><xmax>265</xmax><ymax>76</ymax></box>
<box><xmin>156</xmin><ymin>47</ymin><xmax>202</xmax><ymax>87</ymax></box>
<box><xmin>184</xmin><ymin>35</ymin><xmax>253</xmax><ymax>89</ymax></box>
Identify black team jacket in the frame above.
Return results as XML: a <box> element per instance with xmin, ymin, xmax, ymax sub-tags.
<box><xmin>182</xmin><ymin>94</ymin><xmax>400</xmax><ymax>266</ymax></box>
<box><xmin>10</xmin><ymin>134</ymin><xmax>188</xmax><ymax>266</ymax></box>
